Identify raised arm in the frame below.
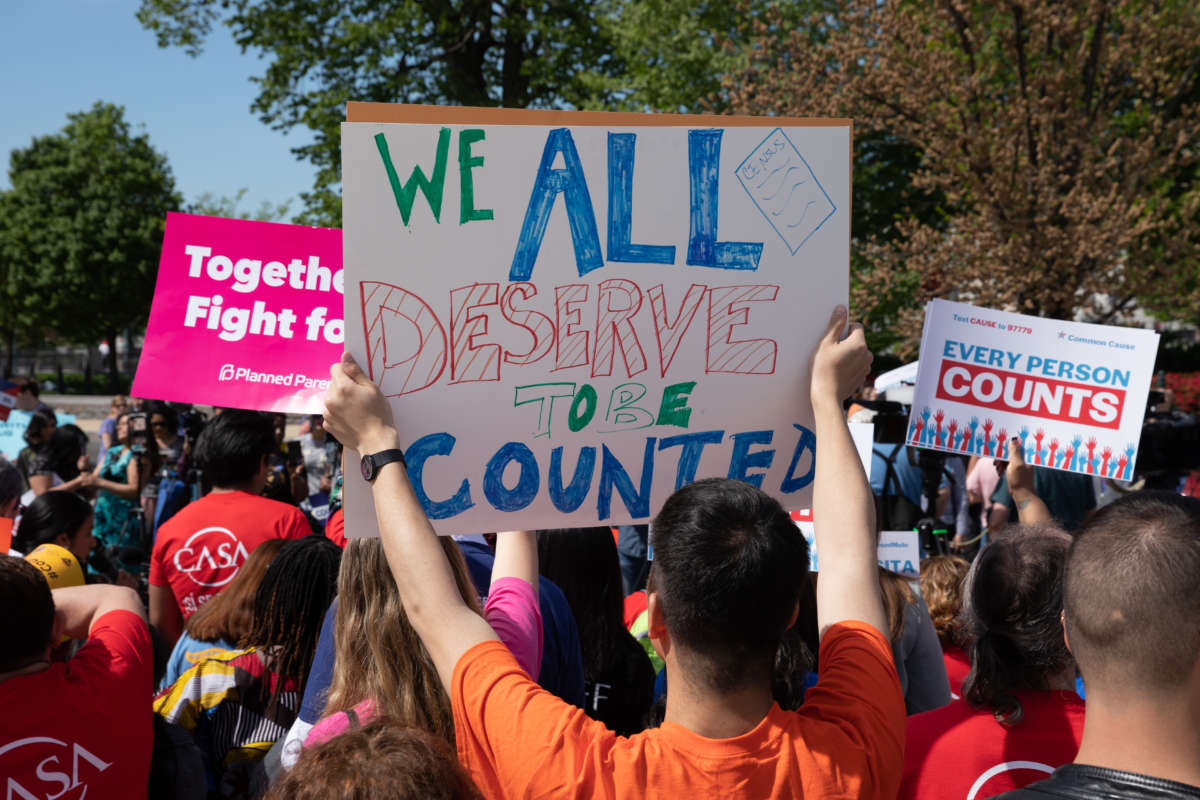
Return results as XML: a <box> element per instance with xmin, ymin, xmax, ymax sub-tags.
<box><xmin>323</xmin><ymin>354</ymin><xmax>498</xmax><ymax>689</ymax></box>
<box><xmin>53</xmin><ymin>584</ymin><xmax>146</xmax><ymax>640</ymax></box>
<box><xmin>491</xmin><ymin>530</ymin><xmax>539</xmax><ymax>600</ymax></box>
<box><xmin>1004</xmin><ymin>438</ymin><xmax>1051</xmax><ymax>525</ymax></box>
<box><xmin>810</xmin><ymin>306</ymin><xmax>888</xmax><ymax>639</ymax></box>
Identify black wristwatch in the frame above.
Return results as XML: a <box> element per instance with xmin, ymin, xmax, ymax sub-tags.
<box><xmin>360</xmin><ymin>449</ymin><xmax>406</xmax><ymax>483</ymax></box>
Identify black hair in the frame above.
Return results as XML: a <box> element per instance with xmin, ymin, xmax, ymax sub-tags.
<box><xmin>13</xmin><ymin>491</ymin><xmax>93</xmax><ymax>555</ymax></box>
<box><xmin>650</xmin><ymin>477</ymin><xmax>808</xmax><ymax>692</ymax></box>
<box><xmin>0</xmin><ymin>555</ymin><xmax>55</xmax><ymax>672</ymax></box>
<box><xmin>1065</xmin><ymin>491</ymin><xmax>1200</xmax><ymax>691</ymax></box>
<box><xmin>242</xmin><ymin>535</ymin><xmax>341</xmax><ymax>710</ymax></box>
<box><xmin>0</xmin><ymin>457</ymin><xmax>22</xmax><ymax>506</ymax></box>
<box><xmin>145</xmin><ymin>401</ymin><xmax>179</xmax><ymax>436</ymax></box>
<box><xmin>772</xmin><ymin>625</ymin><xmax>815</xmax><ymax>711</ymax></box>
<box><xmin>961</xmin><ymin>523</ymin><xmax>1074</xmax><ymax>725</ymax></box>
<box><xmin>536</xmin><ymin>528</ymin><xmax>636</xmax><ymax>681</ymax></box>
<box><xmin>16</xmin><ymin>377</ymin><xmax>40</xmax><ymax>398</ymax></box>
<box><xmin>193</xmin><ymin>410</ymin><xmax>277</xmax><ymax>488</ymax></box>
<box><xmin>23</xmin><ymin>410</ymin><xmax>57</xmax><ymax>447</ymax></box>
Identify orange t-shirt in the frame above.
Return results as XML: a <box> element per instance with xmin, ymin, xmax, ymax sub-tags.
<box><xmin>452</xmin><ymin>620</ymin><xmax>904</xmax><ymax>799</ymax></box>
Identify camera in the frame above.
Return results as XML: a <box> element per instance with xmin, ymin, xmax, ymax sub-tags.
<box><xmin>127</xmin><ymin>412</ymin><xmax>150</xmax><ymax>454</ymax></box>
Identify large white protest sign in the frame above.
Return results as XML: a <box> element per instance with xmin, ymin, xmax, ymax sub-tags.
<box><xmin>340</xmin><ymin>104</ymin><xmax>851</xmax><ymax>534</ymax></box>
<box><xmin>909</xmin><ymin>299</ymin><xmax>1159</xmax><ymax>479</ymax></box>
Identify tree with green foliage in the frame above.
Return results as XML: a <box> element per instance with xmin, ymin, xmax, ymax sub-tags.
<box><xmin>730</xmin><ymin>0</ymin><xmax>1200</xmax><ymax>354</ymax></box>
<box><xmin>0</xmin><ymin>102</ymin><xmax>181</xmax><ymax>385</ymax></box>
<box><xmin>581</xmin><ymin>0</ymin><xmax>818</xmax><ymax>112</ymax></box>
<box><xmin>190</xmin><ymin>187</ymin><xmax>293</xmax><ymax>223</ymax></box>
<box><xmin>138</xmin><ymin>0</ymin><xmax>620</xmax><ymax>225</ymax></box>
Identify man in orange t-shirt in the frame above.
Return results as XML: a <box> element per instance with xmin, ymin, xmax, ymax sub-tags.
<box><xmin>323</xmin><ymin>305</ymin><xmax>905</xmax><ymax>799</ymax></box>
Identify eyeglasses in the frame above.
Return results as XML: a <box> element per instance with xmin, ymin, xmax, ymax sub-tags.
<box><xmin>151</xmin><ymin>421</ymin><xmax>169</xmax><ymax>429</ymax></box>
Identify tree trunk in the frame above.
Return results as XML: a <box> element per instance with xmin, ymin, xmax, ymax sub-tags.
<box><xmin>84</xmin><ymin>344</ymin><xmax>93</xmax><ymax>395</ymax></box>
<box><xmin>3</xmin><ymin>329</ymin><xmax>12</xmax><ymax>379</ymax></box>
<box><xmin>107</xmin><ymin>327</ymin><xmax>119</xmax><ymax>392</ymax></box>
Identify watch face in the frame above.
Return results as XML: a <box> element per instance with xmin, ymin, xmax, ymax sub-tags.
<box><xmin>360</xmin><ymin>454</ymin><xmax>373</xmax><ymax>482</ymax></box>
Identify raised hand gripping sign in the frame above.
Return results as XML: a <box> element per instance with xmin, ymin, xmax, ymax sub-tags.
<box><xmin>342</xmin><ymin>104</ymin><xmax>851</xmax><ymax>535</ymax></box>
<box><xmin>909</xmin><ymin>299</ymin><xmax>1160</xmax><ymax>478</ymax></box>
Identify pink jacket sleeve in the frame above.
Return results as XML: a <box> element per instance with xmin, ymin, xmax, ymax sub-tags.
<box><xmin>483</xmin><ymin>577</ymin><xmax>543</xmax><ymax>679</ymax></box>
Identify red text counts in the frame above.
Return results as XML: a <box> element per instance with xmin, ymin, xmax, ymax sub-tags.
<box><xmin>935</xmin><ymin>360</ymin><xmax>1124</xmax><ymax>429</ymax></box>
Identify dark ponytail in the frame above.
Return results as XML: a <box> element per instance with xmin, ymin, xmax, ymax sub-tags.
<box><xmin>960</xmin><ymin>523</ymin><xmax>1073</xmax><ymax>725</ymax></box>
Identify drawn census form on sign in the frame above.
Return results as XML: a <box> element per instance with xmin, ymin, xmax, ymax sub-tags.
<box><xmin>341</xmin><ymin>104</ymin><xmax>851</xmax><ymax>535</ymax></box>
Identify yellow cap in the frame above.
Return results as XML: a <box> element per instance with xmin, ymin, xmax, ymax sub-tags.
<box><xmin>25</xmin><ymin>543</ymin><xmax>85</xmax><ymax>590</ymax></box>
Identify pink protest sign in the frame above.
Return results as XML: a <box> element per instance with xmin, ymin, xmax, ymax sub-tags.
<box><xmin>133</xmin><ymin>212</ymin><xmax>344</xmax><ymax>413</ymax></box>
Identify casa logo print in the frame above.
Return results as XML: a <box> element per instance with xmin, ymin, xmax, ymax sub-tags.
<box><xmin>172</xmin><ymin>527</ymin><xmax>250</xmax><ymax>588</ymax></box>
<box><xmin>0</xmin><ymin>736</ymin><xmax>112</xmax><ymax>800</ymax></box>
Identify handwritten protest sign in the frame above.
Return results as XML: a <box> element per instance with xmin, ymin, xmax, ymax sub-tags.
<box><xmin>0</xmin><ymin>410</ymin><xmax>77</xmax><ymax>461</ymax></box>
<box><xmin>341</xmin><ymin>104</ymin><xmax>851</xmax><ymax>534</ymax></box>
<box><xmin>132</xmin><ymin>213</ymin><xmax>343</xmax><ymax>413</ymax></box>
<box><xmin>909</xmin><ymin>299</ymin><xmax>1160</xmax><ymax>478</ymax></box>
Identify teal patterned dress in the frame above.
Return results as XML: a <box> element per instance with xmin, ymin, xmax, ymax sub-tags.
<box><xmin>93</xmin><ymin>445</ymin><xmax>135</xmax><ymax>549</ymax></box>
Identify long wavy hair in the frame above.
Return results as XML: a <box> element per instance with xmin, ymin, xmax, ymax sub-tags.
<box><xmin>920</xmin><ymin>554</ymin><xmax>971</xmax><ymax>647</ymax></box>
<box><xmin>323</xmin><ymin>537</ymin><xmax>482</xmax><ymax>745</ymax></box>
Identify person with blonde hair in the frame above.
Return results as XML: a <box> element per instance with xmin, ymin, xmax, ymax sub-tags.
<box><xmin>301</xmin><ymin>530</ymin><xmax>541</xmax><ymax>751</ymax></box>
<box><xmin>98</xmin><ymin>394</ymin><xmax>128</xmax><ymax>463</ymax></box>
<box><xmin>919</xmin><ymin>553</ymin><xmax>971</xmax><ymax>698</ymax></box>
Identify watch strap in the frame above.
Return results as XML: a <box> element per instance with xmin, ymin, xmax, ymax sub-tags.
<box><xmin>363</xmin><ymin>448</ymin><xmax>406</xmax><ymax>482</ymax></box>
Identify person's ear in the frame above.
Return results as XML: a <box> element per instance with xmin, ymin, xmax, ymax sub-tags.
<box><xmin>54</xmin><ymin>532</ymin><xmax>71</xmax><ymax>549</ymax></box>
<box><xmin>1061</xmin><ymin>609</ymin><xmax>1073</xmax><ymax>655</ymax></box>
<box><xmin>646</xmin><ymin>590</ymin><xmax>669</xmax><ymax>660</ymax></box>
<box><xmin>47</xmin><ymin>612</ymin><xmax>65</xmax><ymax>655</ymax></box>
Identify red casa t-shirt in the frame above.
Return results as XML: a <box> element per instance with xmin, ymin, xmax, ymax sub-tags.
<box><xmin>0</xmin><ymin>610</ymin><xmax>153</xmax><ymax>800</ymax></box>
<box><xmin>899</xmin><ymin>690</ymin><xmax>1085</xmax><ymax>800</ymax></box>
<box><xmin>943</xmin><ymin>643</ymin><xmax>970</xmax><ymax>699</ymax></box>
<box><xmin>149</xmin><ymin>490</ymin><xmax>309</xmax><ymax>617</ymax></box>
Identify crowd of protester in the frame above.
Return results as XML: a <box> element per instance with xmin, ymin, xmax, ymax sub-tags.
<box><xmin>2</xmin><ymin>307</ymin><xmax>1199</xmax><ymax>799</ymax></box>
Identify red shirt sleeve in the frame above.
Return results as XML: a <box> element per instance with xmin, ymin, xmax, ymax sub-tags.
<box><xmin>72</xmin><ymin>610</ymin><xmax>153</xmax><ymax>705</ymax></box>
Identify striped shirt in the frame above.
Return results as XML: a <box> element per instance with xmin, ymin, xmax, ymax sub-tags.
<box><xmin>154</xmin><ymin>648</ymin><xmax>298</xmax><ymax>796</ymax></box>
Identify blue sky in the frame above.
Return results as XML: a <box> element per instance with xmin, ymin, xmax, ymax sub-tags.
<box><xmin>0</xmin><ymin>0</ymin><xmax>316</xmax><ymax>216</ymax></box>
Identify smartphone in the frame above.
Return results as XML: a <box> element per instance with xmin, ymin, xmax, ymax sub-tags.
<box><xmin>287</xmin><ymin>440</ymin><xmax>305</xmax><ymax>469</ymax></box>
